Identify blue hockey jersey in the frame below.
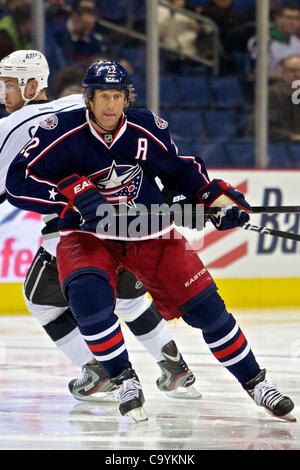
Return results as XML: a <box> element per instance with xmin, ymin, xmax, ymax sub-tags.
<box><xmin>6</xmin><ymin>107</ymin><xmax>210</xmax><ymax>240</ymax></box>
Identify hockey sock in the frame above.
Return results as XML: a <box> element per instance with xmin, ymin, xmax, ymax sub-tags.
<box><xmin>202</xmin><ymin>312</ymin><xmax>260</xmax><ymax>388</ymax></box>
<box><xmin>182</xmin><ymin>290</ymin><xmax>261</xmax><ymax>388</ymax></box>
<box><xmin>125</xmin><ymin>300</ymin><xmax>172</xmax><ymax>362</ymax></box>
<box><xmin>43</xmin><ymin>308</ymin><xmax>94</xmax><ymax>367</ymax></box>
<box><xmin>67</xmin><ymin>274</ymin><xmax>131</xmax><ymax>377</ymax></box>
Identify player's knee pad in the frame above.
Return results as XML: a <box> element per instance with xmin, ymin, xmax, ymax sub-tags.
<box><xmin>23</xmin><ymin>285</ymin><xmax>67</xmax><ymax>326</ymax></box>
<box><xmin>66</xmin><ymin>273</ymin><xmax>115</xmax><ymax>324</ymax></box>
<box><xmin>43</xmin><ymin>307</ymin><xmax>78</xmax><ymax>341</ymax></box>
<box><xmin>123</xmin><ymin>300</ymin><xmax>164</xmax><ymax>336</ymax></box>
<box><xmin>182</xmin><ymin>286</ymin><xmax>230</xmax><ymax>333</ymax></box>
<box><xmin>115</xmin><ymin>292</ymin><xmax>152</xmax><ymax>322</ymax></box>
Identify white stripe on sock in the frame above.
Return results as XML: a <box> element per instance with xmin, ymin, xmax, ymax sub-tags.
<box><xmin>206</xmin><ymin>323</ymin><xmax>239</xmax><ymax>348</ymax></box>
<box><xmin>93</xmin><ymin>343</ymin><xmax>127</xmax><ymax>361</ymax></box>
<box><xmin>83</xmin><ymin>318</ymin><xmax>120</xmax><ymax>341</ymax></box>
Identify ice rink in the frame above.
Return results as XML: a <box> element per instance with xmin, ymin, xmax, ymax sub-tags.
<box><xmin>0</xmin><ymin>310</ymin><xmax>299</xmax><ymax>451</ymax></box>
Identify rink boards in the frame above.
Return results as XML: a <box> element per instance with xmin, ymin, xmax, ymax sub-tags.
<box><xmin>1</xmin><ymin>169</ymin><xmax>300</xmax><ymax>313</ymax></box>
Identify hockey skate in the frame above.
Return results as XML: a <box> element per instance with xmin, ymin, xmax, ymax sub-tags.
<box><xmin>246</xmin><ymin>369</ymin><xmax>296</xmax><ymax>422</ymax></box>
<box><xmin>156</xmin><ymin>340</ymin><xmax>202</xmax><ymax>399</ymax></box>
<box><xmin>69</xmin><ymin>363</ymin><xmax>117</xmax><ymax>402</ymax></box>
<box><xmin>111</xmin><ymin>368</ymin><xmax>148</xmax><ymax>423</ymax></box>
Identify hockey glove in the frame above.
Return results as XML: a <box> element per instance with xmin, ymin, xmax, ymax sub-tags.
<box><xmin>197</xmin><ymin>179</ymin><xmax>251</xmax><ymax>230</ymax></box>
<box><xmin>57</xmin><ymin>174</ymin><xmax>109</xmax><ymax>232</ymax></box>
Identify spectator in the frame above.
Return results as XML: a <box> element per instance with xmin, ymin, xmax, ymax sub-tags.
<box><xmin>198</xmin><ymin>0</ymin><xmax>255</xmax><ymax>74</ymax></box>
<box><xmin>246</xmin><ymin>54</ymin><xmax>300</xmax><ymax>142</ymax></box>
<box><xmin>159</xmin><ymin>0</ymin><xmax>203</xmax><ymax>57</ymax></box>
<box><xmin>248</xmin><ymin>4</ymin><xmax>300</xmax><ymax>80</ymax></box>
<box><xmin>49</xmin><ymin>64</ymin><xmax>85</xmax><ymax>98</ymax></box>
<box><xmin>49</xmin><ymin>1</ymin><xmax>108</xmax><ymax>66</ymax></box>
<box><xmin>46</xmin><ymin>0</ymin><xmax>71</xmax><ymax>37</ymax></box>
<box><xmin>158</xmin><ymin>0</ymin><xmax>214</xmax><ymax>72</ymax></box>
<box><xmin>0</xmin><ymin>2</ymin><xmax>33</xmax><ymax>59</ymax></box>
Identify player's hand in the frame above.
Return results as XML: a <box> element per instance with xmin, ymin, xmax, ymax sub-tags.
<box><xmin>57</xmin><ymin>174</ymin><xmax>109</xmax><ymax>232</ymax></box>
<box><xmin>197</xmin><ymin>179</ymin><xmax>251</xmax><ymax>231</ymax></box>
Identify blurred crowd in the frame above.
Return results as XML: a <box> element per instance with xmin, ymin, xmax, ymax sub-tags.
<box><xmin>1</xmin><ymin>0</ymin><xmax>300</xmax><ymax>165</ymax></box>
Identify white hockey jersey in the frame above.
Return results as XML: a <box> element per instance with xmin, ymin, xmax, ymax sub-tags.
<box><xmin>0</xmin><ymin>94</ymin><xmax>85</xmax><ymax>255</ymax></box>
<box><xmin>0</xmin><ymin>94</ymin><xmax>85</xmax><ymax>195</ymax></box>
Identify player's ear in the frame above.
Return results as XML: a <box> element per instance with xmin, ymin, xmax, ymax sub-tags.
<box><xmin>24</xmin><ymin>78</ymin><xmax>39</xmax><ymax>100</ymax></box>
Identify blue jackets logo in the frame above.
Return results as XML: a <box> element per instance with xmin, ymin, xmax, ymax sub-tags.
<box><xmin>39</xmin><ymin>114</ymin><xmax>58</xmax><ymax>130</ymax></box>
<box><xmin>93</xmin><ymin>160</ymin><xmax>143</xmax><ymax>207</ymax></box>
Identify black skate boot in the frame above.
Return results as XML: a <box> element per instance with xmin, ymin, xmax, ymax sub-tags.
<box><xmin>156</xmin><ymin>340</ymin><xmax>202</xmax><ymax>399</ymax></box>
<box><xmin>69</xmin><ymin>363</ymin><xmax>117</xmax><ymax>402</ymax></box>
<box><xmin>245</xmin><ymin>369</ymin><xmax>296</xmax><ymax>422</ymax></box>
<box><xmin>111</xmin><ymin>368</ymin><xmax>148</xmax><ymax>423</ymax></box>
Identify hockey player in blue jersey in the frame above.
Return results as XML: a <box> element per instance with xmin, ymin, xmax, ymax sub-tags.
<box><xmin>0</xmin><ymin>50</ymin><xmax>200</xmax><ymax>405</ymax></box>
<box><xmin>6</xmin><ymin>60</ymin><xmax>296</xmax><ymax>423</ymax></box>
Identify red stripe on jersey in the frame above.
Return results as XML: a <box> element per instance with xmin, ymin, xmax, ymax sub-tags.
<box><xmin>88</xmin><ymin>331</ymin><xmax>124</xmax><ymax>352</ymax></box>
<box><xmin>212</xmin><ymin>332</ymin><xmax>246</xmax><ymax>359</ymax></box>
<box><xmin>28</xmin><ymin>122</ymin><xmax>88</xmax><ymax>169</ymax></box>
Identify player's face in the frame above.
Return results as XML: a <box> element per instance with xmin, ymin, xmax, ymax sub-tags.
<box><xmin>91</xmin><ymin>89</ymin><xmax>127</xmax><ymax>131</ymax></box>
<box><xmin>0</xmin><ymin>77</ymin><xmax>24</xmax><ymax>113</ymax></box>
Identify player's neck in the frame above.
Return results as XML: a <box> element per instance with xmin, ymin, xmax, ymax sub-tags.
<box><xmin>90</xmin><ymin>113</ymin><xmax>125</xmax><ymax>135</ymax></box>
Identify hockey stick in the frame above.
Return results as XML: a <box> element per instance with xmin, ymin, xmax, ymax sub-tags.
<box><xmin>205</xmin><ymin>205</ymin><xmax>300</xmax><ymax>215</ymax></box>
<box><xmin>239</xmin><ymin>223</ymin><xmax>300</xmax><ymax>241</ymax></box>
<box><xmin>111</xmin><ymin>207</ymin><xmax>300</xmax><ymax>242</ymax></box>
<box><xmin>204</xmin><ymin>207</ymin><xmax>300</xmax><ymax>241</ymax></box>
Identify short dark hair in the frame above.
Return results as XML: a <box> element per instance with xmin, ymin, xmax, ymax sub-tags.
<box><xmin>275</xmin><ymin>3</ymin><xmax>300</xmax><ymax>18</ymax></box>
<box><xmin>73</xmin><ymin>0</ymin><xmax>96</xmax><ymax>13</ymax></box>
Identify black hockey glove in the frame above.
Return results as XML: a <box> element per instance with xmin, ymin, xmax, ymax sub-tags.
<box><xmin>197</xmin><ymin>179</ymin><xmax>251</xmax><ymax>231</ymax></box>
<box><xmin>57</xmin><ymin>174</ymin><xmax>109</xmax><ymax>232</ymax></box>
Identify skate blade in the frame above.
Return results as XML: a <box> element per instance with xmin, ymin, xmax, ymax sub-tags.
<box><xmin>164</xmin><ymin>385</ymin><xmax>202</xmax><ymax>400</ymax></box>
<box><xmin>277</xmin><ymin>411</ymin><xmax>297</xmax><ymax>422</ymax></box>
<box><xmin>265</xmin><ymin>407</ymin><xmax>297</xmax><ymax>422</ymax></box>
<box><xmin>126</xmin><ymin>407</ymin><xmax>148</xmax><ymax>423</ymax></box>
<box><xmin>72</xmin><ymin>391</ymin><xmax>117</xmax><ymax>403</ymax></box>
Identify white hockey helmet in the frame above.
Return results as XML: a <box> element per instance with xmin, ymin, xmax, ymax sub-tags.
<box><xmin>0</xmin><ymin>50</ymin><xmax>49</xmax><ymax>103</ymax></box>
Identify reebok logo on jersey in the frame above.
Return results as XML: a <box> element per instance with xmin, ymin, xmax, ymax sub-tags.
<box><xmin>185</xmin><ymin>268</ymin><xmax>207</xmax><ymax>287</ymax></box>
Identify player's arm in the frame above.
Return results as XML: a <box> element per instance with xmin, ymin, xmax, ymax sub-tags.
<box><xmin>5</xmin><ymin>134</ymin><xmax>69</xmax><ymax>215</ymax></box>
<box><xmin>147</xmin><ymin>125</ymin><xmax>251</xmax><ymax>231</ymax></box>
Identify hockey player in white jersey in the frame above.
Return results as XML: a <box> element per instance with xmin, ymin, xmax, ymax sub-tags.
<box><xmin>0</xmin><ymin>50</ymin><xmax>200</xmax><ymax>401</ymax></box>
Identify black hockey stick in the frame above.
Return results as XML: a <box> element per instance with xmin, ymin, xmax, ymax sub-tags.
<box><xmin>239</xmin><ymin>223</ymin><xmax>300</xmax><ymax>241</ymax></box>
<box><xmin>204</xmin><ymin>206</ymin><xmax>300</xmax><ymax>241</ymax></box>
<box><xmin>205</xmin><ymin>205</ymin><xmax>300</xmax><ymax>215</ymax></box>
<box><xmin>111</xmin><ymin>207</ymin><xmax>300</xmax><ymax>242</ymax></box>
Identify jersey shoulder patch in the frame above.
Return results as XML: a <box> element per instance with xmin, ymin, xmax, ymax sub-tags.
<box><xmin>39</xmin><ymin>114</ymin><xmax>58</xmax><ymax>130</ymax></box>
<box><xmin>127</xmin><ymin>108</ymin><xmax>168</xmax><ymax>130</ymax></box>
<box><xmin>152</xmin><ymin>112</ymin><xmax>168</xmax><ymax>129</ymax></box>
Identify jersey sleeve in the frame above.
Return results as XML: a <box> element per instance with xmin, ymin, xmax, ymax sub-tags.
<box><xmin>5</xmin><ymin>125</ymin><xmax>71</xmax><ymax>215</ymax></box>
